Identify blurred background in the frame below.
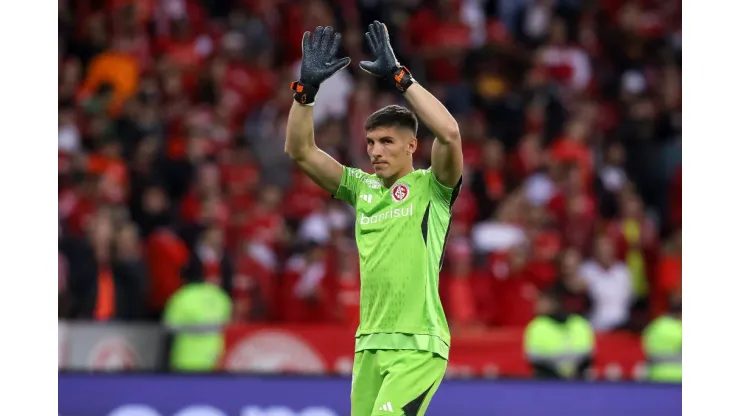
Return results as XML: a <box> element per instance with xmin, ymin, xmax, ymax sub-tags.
<box><xmin>58</xmin><ymin>0</ymin><xmax>681</xmax><ymax>414</ymax></box>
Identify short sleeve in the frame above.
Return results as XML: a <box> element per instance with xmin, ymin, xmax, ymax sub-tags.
<box><xmin>334</xmin><ymin>166</ymin><xmax>369</xmax><ymax>207</ymax></box>
<box><xmin>428</xmin><ymin>168</ymin><xmax>462</xmax><ymax>208</ymax></box>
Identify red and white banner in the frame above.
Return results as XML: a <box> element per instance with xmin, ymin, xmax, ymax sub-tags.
<box><xmin>59</xmin><ymin>321</ymin><xmax>165</xmax><ymax>371</ymax></box>
<box><xmin>223</xmin><ymin>325</ymin><xmax>647</xmax><ymax>380</ymax></box>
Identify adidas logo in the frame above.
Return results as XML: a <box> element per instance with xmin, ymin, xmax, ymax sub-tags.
<box><xmin>360</xmin><ymin>194</ymin><xmax>373</xmax><ymax>203</ymax></box>
<box><xmin>378</xmin><ymin>401</ymin><xmax>394</xmax><ymax>412</ymax></box>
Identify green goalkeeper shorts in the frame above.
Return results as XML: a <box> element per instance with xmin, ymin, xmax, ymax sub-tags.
<box><xmin>350</xmin><ymin>349</ymin><xmax>447</xmax><ymax>416</ymax></box>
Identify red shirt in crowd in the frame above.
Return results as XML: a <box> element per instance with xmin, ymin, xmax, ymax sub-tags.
<box><xmin>486</xmin><ymin>252</ymin><xmax>539</xmax><ymax>327</ymax></box>
<box><xmin>283</xmin><ymin>171</ymin><xmax>328</xmax><ymax>221</ymax></box>
<box><xmin>550</xmin><ymin>138</ymin><xmax>593</xmax><ymax>183</ymax></box>
<box><xmin>441</xmin><ymin>268</ymin><xmax>491</xmax><ymax>328</ymax></box>
<box><xmin>405</xmin><ymin>8</ymin><xmax>471</xmax><ymax>83</ymax></box>
<box><xmin>232</xmin><ymin>254</ymin><xmax>276</xmax><ymax>322</ymax></box>
<box><xmin>336</xmin><ymin>270</ymin><xmax>361</xmax><ymax>328</ymax></box>
<box><xmin>221</xmin><ymin>62</ymin><xmax>277</xmax><ymax>119</ymax></box>
<box><xmin>654</xmin><ymin>251</ymin><xmax>681</xmax><ymax>316</ymax></box>
<box><xmin>527</xmin><ymin>230</ymin><xmax>561</xmax><ymax>288</ymax></box>
<box><xmin>451</xmin><ymin>186</ymin><xmax>478</xmax><ymax>231</ymax></box>
<box><xmin>279</xmin><ymin>256</ymin><xmax>335</xmax><ymax>323</ymax></box>
<box><xmin>145</xmin><ymin>229</ymin><xmax>189</xmax><ymax>313</ymax></box>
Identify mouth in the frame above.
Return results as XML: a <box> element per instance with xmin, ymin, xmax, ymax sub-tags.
<box><xmin>372</xmin><ymin>161</ymin><xmax>387</xmax><ymax>168</ymax></box>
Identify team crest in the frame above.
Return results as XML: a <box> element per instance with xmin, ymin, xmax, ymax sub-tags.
<box><xmin>391</xmin><ymin>183</ymin><xmax>410</xmax><ymax>202</ymax></box>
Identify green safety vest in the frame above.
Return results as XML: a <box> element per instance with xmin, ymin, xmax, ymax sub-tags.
<box><xmin>163</xmin><ymin>282</ymin><xmax>232</xmax><ymax>371</ymax></box>
<box><xmin>524</xmin><ymin>315</ymin><xmax>595</xmax><ymax>378</ymax></box>
<box><xmin>642</xmin><ymin>315</ymin><xmax>681</xmax><ymax>383</ymax></box>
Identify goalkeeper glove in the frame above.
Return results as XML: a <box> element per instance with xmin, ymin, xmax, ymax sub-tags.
<box><xmin>359</xmin><ymin>20</ymin><xmax>416</xmax><ymax>93</ymax></box>
<box><xmin>290</xmin><ymin>26</ymin><xmax>351</xmax><ymax>105</ymax></box>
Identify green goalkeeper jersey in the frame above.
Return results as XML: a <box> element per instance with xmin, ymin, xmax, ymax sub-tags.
<box><xmin>334</xmin><ymin>166</ymin><xmax>460</xmax><ymax>359</ymax></box>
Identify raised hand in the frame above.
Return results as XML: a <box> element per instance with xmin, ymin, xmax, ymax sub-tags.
<box><xmin>359</xmin><ymin>21</ymin><xmax>400</xmax><ymax>79</ymax></box>
<box><xmin>359</xmin><ymin>21</ymin><xmax>415</xmax><ymax>93</ymax></box>
<box><xmin>291</xmin><ymin>26</ymin><xmax>351</xmax><ymax>105</ymax></box>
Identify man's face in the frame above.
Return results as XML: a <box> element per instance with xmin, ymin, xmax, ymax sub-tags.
<box><xmin>594</xmin><ymin>237</ymin><xmax>615</xmax><ymax>264</ymax></box>
<box><xmin>536</xmin><ymin>293</ymin><xmax>557</xmax><ymax>315</ymax></box>
<box><xmin>366</xmin><ymin>126</ymin><xmax>416</xmax><ymax>180</ymax></box>
<box><xmin>204</xmin><ymin>227</ymin><xmax>224</xmax><ymax>251</ymax></box>
<box><xmin>560</xmin><ymin>249</ymin><xmax>581</xmax><ymax>276</ymax></box>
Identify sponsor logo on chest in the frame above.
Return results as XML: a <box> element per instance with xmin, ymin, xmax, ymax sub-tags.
<box><xmin>358</xmin><ymin>182</ymin><xmax>414</xmax><ymax>226</ymax></box>
<box><xmin>359</xmin><ymin>204</ymin><xmax>413</xmax><ymax>225</ymax></box>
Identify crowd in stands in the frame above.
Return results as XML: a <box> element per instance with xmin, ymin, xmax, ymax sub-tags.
<box><xmin>58</xmin><ymin>0</ymin><xmax>682</xmax><ymax>334</ymax></box>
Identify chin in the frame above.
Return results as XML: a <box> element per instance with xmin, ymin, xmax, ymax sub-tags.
<box><xmin>374</xmin><ymin>168</ymin><xmax>393</xmax><ymax>180</ymax></box>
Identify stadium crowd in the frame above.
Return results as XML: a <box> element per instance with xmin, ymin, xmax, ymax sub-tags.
<box><xmin>58</xmin><ymin>0</ymin><xmax>681</xmax><ymax>335</ymax></box>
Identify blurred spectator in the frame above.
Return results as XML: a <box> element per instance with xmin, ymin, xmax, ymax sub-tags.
<box><xmin>164</xmin><ymin>282</ymin><xmax>232</xmax><ymax>372</ymax></box>
<box><xmin>551</xmin><ymin>248</ymin><xmax>592</xmax><ymax>317</ymax></box>
<box><xmin>59</xmin><ymin>220</ymin><xmax>98</xmax><ymax>319</ymax></box>
<box><xmin>236</xmin><ymin>185</ymin><xmax>288</xmax><ymax>251</ymax></box>
<box><xmin>607</xmin><ymin>191</ymin><xmax>658</xmax><ymax>330</ymax></box>
<box><xmin>441</xmin><ymin>235</ymin><xmax>487</xmax><ymax>332</ymax></box>
<box><xmin>280</xmin><ymin>242</ymin><xmax>334</xmax><ymax>323</ymax></box>
<box><xmin>607</xmin><ymin>192</ymin><xmax>657</xmax><ymax>298</ymax></box>
<box><xmin>654</xmin><ymin>228</ymin><xmax>681</xmax><ymax>317</ymax></box>
<box><xmin>524</xmin><ymin>289</ymin><xmax>594</xmax><ymax>380</ymax></box>
<box><xmin>522</xmin><ymin>156</ymin><xmax>558</xmax><ymax>208</ymax></box>
<box><xmin>523</xmin><ymin>205</ymin><xmax>560</xmax><ymax>288</ymax></box>
<box><xmin>183</xmin><ymin>225</ymin><xmax>234</xmax><ymax>297</ymax></box>
<box><xmin>579</xmin><ymin>235</ymin><xmax>633</xmax><ymax>331</ymax></box>
<box><xmin>141</xmin><ymin>185</ymin><xmax>190</xmax><ymax>318</ymax></box>
<box><xmin>111</xmin><ymin>222</ymin><xmax>148</xmax><ymax>320</ymax></box>
<box><xmin>535</xmin><ymin>17</ymin><xmax>592</xmax><ymax>92</ymax></box>
<box><xmin>336</xmin><ymin>254</ymin><xmax>361</xmax><ymax>328</ymax></box>
<box><xmin>488</xmin><ymin>244</ymin><xmax>539</xmax><ymax>327</ymax></box>
<box><xmin>59</xmin><ymin>100</ymin><xmax>81</xmax><ymax>154</ymax></box>
<box><xmin>642</xmin><ymin>291</ymin><xmax>681</xmax><ymax>383</ymax></box>
<box><xmin>547</xmin><ymin>164</ymin><xmax>596</xmax><ymax>234</ymax></box>
<box><xmin>406</xmin><ymin>0</ymin><xmax>473</xmax><ymax>87</ymax></box>
<box><xmin>179</xmin><ymin>162</ymin><xmax>224</xmax><ymax>228</ymax></box>
<box><xmin>595</xmin><ymin>140</ymin><xmax>629</xmax><ymax>219</ymax></box>
<box><xmin>298</xmin><ymin>199</ymin><xmax>353</xmax><ymax>245</ymax></box>
<box><xmin>89</xmin><ymin>207</ymin><xmax>116</xmax><ymax>321</ymax></box>
<box><xmin>232</xmin><ymin>240</ymin><xmax>276</xmax><ymax>323</ymax></box>
<box><xmin>470</xmin><ymin>139</ymin><xmax>509</xmax><ymax>220</ymax></box>
<box><xmin>471</xmin><ymin>192</ymin><xmax>527</xmax><ymax>254</ymax></box>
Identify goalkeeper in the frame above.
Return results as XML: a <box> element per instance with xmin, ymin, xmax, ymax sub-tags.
<box><xmin>285</xmin><ymin>21</ymin><xmax>463</xmax><ymax>416</ymax></box>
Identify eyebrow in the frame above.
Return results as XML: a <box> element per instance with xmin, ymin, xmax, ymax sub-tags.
<box><xmin>366</xmin><ymin>136</ymin><xmax>395</xmax><ymax>141</ymax></box>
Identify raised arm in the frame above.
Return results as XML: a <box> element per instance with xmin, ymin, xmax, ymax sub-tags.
<box><xmin>403</xmin><ymin>84</ymin><xmax>463</xmax><ymax>187</ymax></box>
<box><xmin>285</xmin><ymin>101</ymin><xmax>344</xmax><ymax>193</ymax></box>
<box><xmin>285</xmin><ymin>26</ymin><xmax>351</xmax><ymax>194</ymax></box>
<box><xmin>359</xmin><ymin>21</ymin><xmax>462</xmax><ymax>188</ymax></box>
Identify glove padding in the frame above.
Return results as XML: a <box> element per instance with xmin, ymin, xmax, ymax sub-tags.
<box><xmin>359</xmin><ymin>21</ymin><xmax>416</xmax><ymax>92</ymax></box>
<box><xmin>292</xmin><ymin>26</ymin><xmax>351</xmax><ymax>105</ymax></box>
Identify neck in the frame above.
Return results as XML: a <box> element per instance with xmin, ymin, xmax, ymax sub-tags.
<box><xmin>382</xmin><ymin>164</ymin><xmax>414</xmax><ymax>188</ymax></box>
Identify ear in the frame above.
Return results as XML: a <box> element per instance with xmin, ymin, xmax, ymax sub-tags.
<box><xmin>407</xmin><ymin>137</ymin><xmax>418</xmax><ymax>155</ymax></box>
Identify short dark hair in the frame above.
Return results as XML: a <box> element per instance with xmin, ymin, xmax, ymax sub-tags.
<box><xmin>364</xmin><ymin>105</ymin><xmax>418</xmax><ymax>136</ymax></box>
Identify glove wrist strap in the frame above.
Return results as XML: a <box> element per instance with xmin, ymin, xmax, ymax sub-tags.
<box><xmin>392</xmin><ymin>66</ymin><xmax>415</xmax><ymax>93</ymax></box>
<box><xmin>290</xmin><ymin>81</ymin><xmax>319</xmax><ymax>105</ymax></box>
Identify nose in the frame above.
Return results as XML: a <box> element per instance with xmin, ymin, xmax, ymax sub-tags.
<box><xmin>370</xmin><ymin>144</ymin><xmax>382</xmax><ymax>159</ymax></box>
